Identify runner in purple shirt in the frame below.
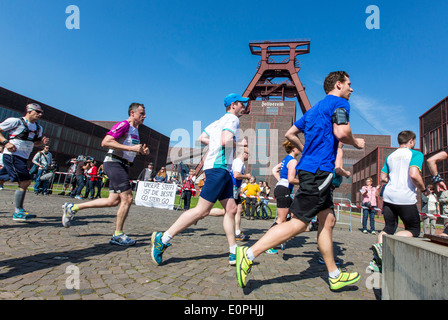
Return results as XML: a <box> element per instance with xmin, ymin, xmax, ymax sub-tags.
<box><xmin>62</xmin><ymin>103</ymin><xmax>149</xmax><ymax>246</ymax></box>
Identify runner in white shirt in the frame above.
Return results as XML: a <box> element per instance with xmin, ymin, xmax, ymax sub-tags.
<box><xmin>202</xmin><ymin>112</ymin><xmax>240</xmax><ymax>171</ymax></box>
<box><xmin>151</xmin><ymin>93</ymin><xmax>249</xmax><ymax>266</ymax></box>
<box><xmin>209</xmin><ymin>148</ymin><xmax>252</xmax><ymax>241</ymax></box>
<box><xmin>371</xmin><ymin>130</ymin><xmax>427</xmax><ymax>268</ymax></box>
<box><xmin>0</xmin><ymin>103</ymin><xmax>48</xmax><ymax>221</ymax></box>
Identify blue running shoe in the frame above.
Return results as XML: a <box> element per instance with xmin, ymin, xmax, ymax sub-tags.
<box><xmin>151</xmin><ymin>232</ymin><xmax>171</xmax><ymax>265</ymax></box>
<box><xmin>19</xmin><ymin>209</ymin><xmax>36</xmax><ymax>219</ymax></box>
<box><xmin>13</xmin><ymin>210</ymin><xmax>33</xmax><ymax>221</ymax></box>
<box><xmin>109</xmin><ymin>233</ymin><xmax>136</xmax><ymax>246</ymax></box>
<box><xmin>229</xmin><ymin>253</ymin><xmax>236</xmax><ymax>265</ymax></box>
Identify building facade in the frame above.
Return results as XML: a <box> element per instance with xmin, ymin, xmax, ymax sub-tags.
<box><xmin>419</xmin><ymin>96</ymin><xmax>448</xmax><ymax>183</ymax></box>
<box><xmin>334</xmin><ymin>134</ymin><xmax>391</xmax><ymax>201</ymax></box>
<box><xmin>352</xmin><ymin>146</ymin><xmax>396</xmax><ymax>208</ymax></box>
<box><xmin>240</xmin><ymin>100</ymin><xmax>300</xmax><ymax>189</ymax></box>
<box><xmin>0</xmin><ymin>87</ymin><xmax>169</xmax><ymax>179</ymax></box>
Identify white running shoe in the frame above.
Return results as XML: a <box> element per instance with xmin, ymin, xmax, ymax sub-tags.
<box><xmin>62</xmin><ymin>203</ymin><xmax>76</xmax><ymax>228</ymax></box>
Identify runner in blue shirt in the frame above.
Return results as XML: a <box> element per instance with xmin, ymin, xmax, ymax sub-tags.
<box><xmin>236</xmin><ymin>71</ymin><xmax>365</xmax><ymax>291</ymax></box>
<box><xmin>272</xmin><ymin>140</ymin><xmax>301</xmax><ymax>224</ymax></box>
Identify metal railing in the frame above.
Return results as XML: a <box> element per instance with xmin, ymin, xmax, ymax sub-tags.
<box><xmin>49</xmin><ymin>172</ymin><xmax>75</xmax><ymax>194</ymax></box>
<box><xmin>333</xmin><ymin>197</ymin><xmax>353</xmax><ymax>232</ymax></box>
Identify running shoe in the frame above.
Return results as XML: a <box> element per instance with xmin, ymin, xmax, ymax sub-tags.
<box><xmin>19</xmin><ymin>209</ymin><xmax>36</xmax><ymax>219</ymax></box>
<box><xmin>265</xmin><ymin>248</ymin><xmax>278</xmax><ymax>254</ymax></box>
<box><xmin>236</xmin><ymin>246</ymin><xmax>253</xmax><ymax>288</ymax></box>
<box><xmin>150</xmin><ymin>232</ymin><xmax>171</xmax><ymax>265</ymax></box>
<box><xmin>235</xmin><ymin>232</ymin><xmax>250</xmax><ymax>241</ymax></box>
<box><xmin>371</xmin><ymin>243</ymin><xmax>383</xmax><ymax>264</ymax></box>
<box><xmin>229</xmin><ymin>253</ymin><xmax>236</xmax><ymax>265</ymax></box>
<box><xmin>367</xmin><ymin>259</ymin><xmax>381</xmax><ymax>273</ymax></box>
<box><xmin>13</xmin><ymin>210</ymin><xmax>34</xmax><ymax>221</ymax></box>
<box><xmin>62</xmin><ymin>203</ymin><xmax>76</xmax><ymax>228</ymax></box>
<box><xmin>109</xmin><ymin>233</ymin><xmax>136</xmax><ymax>246</ymax></box>
<box><xmin>329</xmin><ymin>269</ymin><xmax>361</xmax><ymax>290</ymax></box>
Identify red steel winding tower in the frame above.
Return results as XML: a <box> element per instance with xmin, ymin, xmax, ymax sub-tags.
<box><xmin>243</xmin><ymin>39</ymin><xmax>312</xmax><ymax>114</ymax></box>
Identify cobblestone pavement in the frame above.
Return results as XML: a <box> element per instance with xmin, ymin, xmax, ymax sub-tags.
<box><xmin>0</xmin><ymin>189</ymin><xmax>384</xmax><ymax>301</ymax></box>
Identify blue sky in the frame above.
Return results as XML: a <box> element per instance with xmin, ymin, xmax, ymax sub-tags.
<box><xmin>0</xmin><ymin>0</ymin><xmax>447</xmax><ymax>148</ymax></box>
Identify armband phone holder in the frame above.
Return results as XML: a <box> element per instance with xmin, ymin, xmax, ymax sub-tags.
<box><xmin>332</xmin><ymin>108</ymin><xmax>349</xmax><ymax>125</ymax></box>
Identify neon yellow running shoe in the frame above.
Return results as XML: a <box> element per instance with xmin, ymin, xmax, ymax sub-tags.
<box><xmin>236</xmin><ymin>246</ymin><xmax>253</xmax><ymax>288</ymax></box>
<box><xmin>329</xmin><ymin>269</ymin><xmax>361</xmax><ymax>290</ymax></box>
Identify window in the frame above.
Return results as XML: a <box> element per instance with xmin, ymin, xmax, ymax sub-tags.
<box><xmin>0</xmin><ymin>106</ymin><xmax>21</xmax><ymax>120</ymax></box>
<box><xmin>424</xmin><ymin>128</ymin><xmax>441</xmax><ymax>155</ymax></box>
<box><xmin>343</xmin><ymin>158</ymin><xmax>360</xmax><ymax>165</ymax></box>
<box><xmin>370</xmin><ymin>163</ymin><xmax>377</xmax><ymax>176</ymax></box>
<box><xmin>266</xmin><ymin>107</ymin><xmax>278</xmax><ymax>115</ymax></box>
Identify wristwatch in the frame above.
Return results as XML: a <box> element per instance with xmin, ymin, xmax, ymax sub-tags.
<box><xmin>0</xmin><ymin>139</ymin><xmax>9</xmax><ymax>146</ymax></box>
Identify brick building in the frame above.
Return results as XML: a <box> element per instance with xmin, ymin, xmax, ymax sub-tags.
<box><xmin>352</xmin><ymin>146</ymin><xmax>396</xmax><ymax>208</ymax></box>
<box><xmin>335</xmin><ymin>134</ymin><xmax>391</xmax><ymax>201</ymax></box>
<box><xmin>239</xmin><ymin>100</ymin><xmax>301</xmax><ymax>189</ymax></box>
<box><xmin>419</xmin><ymin>96</ymin><xmax>448</xmax><ymax>183</ymax></box>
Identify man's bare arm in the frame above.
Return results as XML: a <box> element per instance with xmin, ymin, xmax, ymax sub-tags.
<box><xmin>333</xmin><ymin>123</ymin><xmax>365</xmax><ymax>150</ymax></box>
<box><xmin>285</xmin><ymin>125</ymin><xmax>304</xmax><ymax>153</ymax></box>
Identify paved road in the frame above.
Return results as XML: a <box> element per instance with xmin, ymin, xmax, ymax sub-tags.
<box><xmin>0</xmin><ymin>189</ymin><xmax>383</xmax><ymax>301</ymax></box>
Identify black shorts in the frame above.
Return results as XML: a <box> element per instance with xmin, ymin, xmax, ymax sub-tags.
<box><xmin>274</xmin><ymin>185</ymin><xmax>292</xmax><ymax>209</ymax></box>
<box><xmin>382</xmin><ymin>202</ymin><xmax>421</xmax><ymax>237</ymax></box>
<box><xmin>234</xmin><ymin>191</ymin><xmax>242</xmax><ymax>205</ymax></box>
<box><xmin>289</xmin><ymin>169</ymin><xmax>334</xmax><ymax>223</ymax></box>
<box><xmin>232</xmin><ymin>186</ymin><xmax>243</xmax><ymax>204</ymax></box>
<box><xmin>103</xmin><ymin>161</ymin><xmax>132</xmax><ymax>193</ymax></box>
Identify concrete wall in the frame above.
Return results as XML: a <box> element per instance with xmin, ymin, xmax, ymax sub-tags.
<box><xmin>382</xmin><ymin>235</ymin><xmax>448</xmax><ymax>300</ymax></box>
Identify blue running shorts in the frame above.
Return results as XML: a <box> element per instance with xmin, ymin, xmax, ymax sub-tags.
<box><xmin>200</xmin><ymin>168</ymin><xmax>234</xmax><ymax>203</ymax></box>
<box><xmin>1</xmin><ymin>154</ymin><xmax>31</xmax><ymax>182</ymax></box>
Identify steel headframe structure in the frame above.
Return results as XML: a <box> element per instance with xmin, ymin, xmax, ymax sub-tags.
<box><xmin>194</xmin><ymin>39</ymin><xmax>312</xmax><ymax>177</ymax></box>
<box><xmin>243</xmin><ymin>39</ymin><xmax>312</xmax><ymax>114</ymax></box>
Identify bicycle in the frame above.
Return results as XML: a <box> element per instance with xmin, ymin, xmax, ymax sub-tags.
<box><xmin>240</xmin><ymin>196</ymin><xmax>260</xmax><ymax>218</ymax></box>
<box><xmin>255</xmin><ymin>199</ymin><xmax>274</xmax><ymax>219</ymax></box>
<box><xmin>241</xmin><ymin>196</ymin><xmax>258</xmax><ymax>218</ymax></box>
